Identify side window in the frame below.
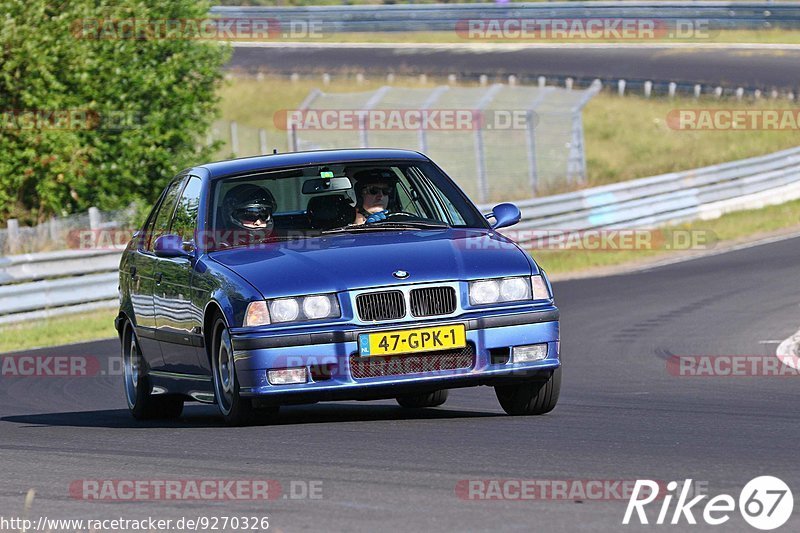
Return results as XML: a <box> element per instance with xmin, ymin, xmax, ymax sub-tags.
<box><xmin>170</xmin><ymin>177</ymin><xmax>202</xmax><ymax>243</ymax></box>
<box><xmin>147</xmin><ymin>177</ymin><xmax>187</xmax><ymax>252</ymax></box>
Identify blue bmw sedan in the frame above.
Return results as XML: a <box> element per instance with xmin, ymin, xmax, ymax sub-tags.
<box><xmin>116</xmin><ymin>149</ymin><xmax>560</xmax><ymax>425</ymax></box>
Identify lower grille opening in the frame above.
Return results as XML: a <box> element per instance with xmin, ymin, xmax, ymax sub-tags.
<box><xmin>309</xmin><ymin>363</ymin><xmax>337</xmax><ymax>382</ymax></box>
<box><xmin>349</xmin><ymin>344</ymin><xmax>475</xmax><ymax>380</ymax></box>
<box><xmin>488</xmin><ymin>347</ymin><xmax>511</xmax><ymax>365</ymax></box>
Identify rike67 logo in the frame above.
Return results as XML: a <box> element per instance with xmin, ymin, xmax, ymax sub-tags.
<box><xmin>623</xmin><ymin>476</ymin><xmax>794</xmax><ymax>530</ymax></box>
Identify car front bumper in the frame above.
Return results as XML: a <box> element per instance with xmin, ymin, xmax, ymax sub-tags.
<box><xmin>230</xmin><ymin>304</ymin><xmax>560</xmax><ymax>402</ymax></box>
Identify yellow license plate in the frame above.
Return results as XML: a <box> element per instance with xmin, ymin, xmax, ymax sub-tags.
<box><xmin>358</xmin><ymin>324</ymin><xmax>466</xmax><ymax>357</ymax></box>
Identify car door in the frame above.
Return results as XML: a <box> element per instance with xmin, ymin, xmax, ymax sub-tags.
<box><xmin>153</xmin><ymin>175</ymin><xmax>207</xmax><ymax>374</ymax></box>
<box><xmin>130</xmin><ymin>177</ymin><xmax>185</xmax><ymax>371</ymax></box>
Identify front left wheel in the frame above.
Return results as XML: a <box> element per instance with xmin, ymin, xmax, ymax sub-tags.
<box><xmin>122</xmin><ymin>320</ymin><xmax>183</xmax><ymax>420</ymax></box>
<box><xmin>494</xmin><ymin>367</ymin><xmax>561</xmax><ymax>416</ymax></box>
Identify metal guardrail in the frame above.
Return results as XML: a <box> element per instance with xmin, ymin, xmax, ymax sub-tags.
<box><xmin>1</xmin><ymin>145</ymin><xmax>799</xmax><ymax>324</ymax></box>
<box><xmin>210</xmin><ymin>2</ymin><xmax>800</xmax><ymax>32</ymax></box>
<box><xmin>477</xmin><ymin>145</ymin><xmax>800</xmax><ymax>245</ymax></box>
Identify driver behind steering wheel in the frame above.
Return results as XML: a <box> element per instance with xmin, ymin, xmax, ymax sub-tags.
<box><xmin>352</xmin><ymin>168</ymin><xmax>399</xmax><ymax>225</ymax></box>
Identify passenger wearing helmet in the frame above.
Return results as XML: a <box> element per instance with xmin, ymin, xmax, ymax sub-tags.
<box><xmin>219</xmin><ymin>183</ymin><xmax>277</xmax><ymax>247</ymax></box>
<box><xmin>352</xmin><ymin>169</ymin><xmax>398</xmax><ymax>225</ymax></box>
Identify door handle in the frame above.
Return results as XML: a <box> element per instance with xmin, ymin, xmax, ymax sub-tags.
<box><xmin>155</xmin><ymin>272</ymin><xmax>163</xmax><ymax>284</ymax></box>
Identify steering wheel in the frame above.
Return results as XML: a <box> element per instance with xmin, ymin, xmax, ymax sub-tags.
<box><xmin>384</xmin><ymin>211</ymin><xmax>419</xmax><ymax>220</ymax></box>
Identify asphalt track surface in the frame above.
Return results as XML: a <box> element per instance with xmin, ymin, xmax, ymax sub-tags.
<box><xmin>1</xmin><ymin>235</ymin><xmax>799</xmax><ymax>532</ymax></box>
<box><xmin>229</xmin><ymin>44</ymin><xmax>800</xmax><ymax>90</ymax></box>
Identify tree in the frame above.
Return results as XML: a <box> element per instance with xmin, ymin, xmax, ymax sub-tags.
<box><xmin>0</xmin><ymin>0</ymin><xmax>230</xmax><ymax>224</ymax></box>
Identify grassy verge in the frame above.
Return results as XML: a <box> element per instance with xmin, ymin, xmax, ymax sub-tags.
<box><xmin>533</xmin><ymin>198</ymin><xmax>800</xmax><ymax>275</ymax></box>
<box><xmin>219</xmin><ymin>76</ymin><xmax>800</xmax><ymax>192</ymax></box>
<box><xmin>0</xmin><ymin>308</ymin><xmax>117</xmax><ymax>354</ymax></box>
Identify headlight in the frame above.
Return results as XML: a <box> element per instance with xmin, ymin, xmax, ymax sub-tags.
<box><xmin>500</xmin><ymin>277</ymin><xmax>531</xmax><ymax>301</ymax></box>
<box><xmin>469</xmin><ymin>276</ymin><xmax>541</xmax><ymax>306</ymax></box>
<box><xmin>267</xmin><ymin>293</ymin><xmax>340</xmax><ymax>324</ymax></box>
<box><xmin>303</xmin><ymin>295</ymin><xmax>332</xmax><ymax>319</ymax></box>
<box><xmin>469</xmin><ymin>279</ymin><xmax>500</xmax><ymax>305</ymax></box>
<box><xmin>269</xmin><ymin>298</ymin><xmax>300</xmax><ymax>322</ymax></box>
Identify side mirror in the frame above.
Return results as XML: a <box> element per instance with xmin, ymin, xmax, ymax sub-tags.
<box><xmin>486</xmin><ymin>203</ymin><xmax>521</xmax><ymax>230</ymax></box>
<box><xmin>154</xmin><ymin>234</ymin><xmax>193</xmax><ymax>258</ymax></box>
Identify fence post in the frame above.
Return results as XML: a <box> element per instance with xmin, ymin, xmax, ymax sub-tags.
<box><xmin>259</xmin><ymin>128</ymin><xmax>268</xmax><ymax>155</ymax></box>
<box><xmin>668</xmin><ymin>82</ymin><xmax>677</xmax><ymax>98</ymax></box>
<box><xmin>88</xmin><ymin>207</ymin><xmax>101</xmax><ymax>230</ymax></box>
<box><xmin>359</xmin><ymin>85</ymin><xmax>391</xmax><ymax>148</ymax></box>
<box><xmin>525</xmin><ymin>110</ymin><xmax>539</xmax><ymax>196</ymax></box>
<box><xmin>473</xmin><ymin>84</ymin><xmax>503</xmax><ymax>203</ymax></box>
<box><xmin>49</xmin><ymin>217</ymin><xmax>60</xmax><ymax>244</ymax></box>
<box><xmin>694</xmin><ymin>84</ymin><xmax>702</xmax><ymax>99</ymax></box>
<box><xmin>618</xmin><ymin>79</ymin><xmax>626</xmax><ymax>96</ymax></box>
<box><xmin>7</xmin><ymin>219</ymin><xmax>19</xmax><ymax>255</ymax></box>
<box><xmin>418</xmin><ymin>86</ymin><xmax>449</xmax><ymax>154</ymax></box>
<box><xmin>644</xmin><ymin>81</ymin><xmax>653</xmax><ymax>98</ymax></box>
<box><xmin>230</xmin><ymin>121</ymin><xmax>239</xmax><ymax>155</ymax></box>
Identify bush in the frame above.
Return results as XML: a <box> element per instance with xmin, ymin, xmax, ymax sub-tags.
<box><xmin>0</xmin><ymin>0</ymin><xmax>229</xmax><ymax>224</ymax></box>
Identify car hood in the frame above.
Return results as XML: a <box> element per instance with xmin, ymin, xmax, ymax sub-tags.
<box><xmin>208</xmin><ymin>228</ymin><xmax>535</xmax><ymax>298</ymax></box>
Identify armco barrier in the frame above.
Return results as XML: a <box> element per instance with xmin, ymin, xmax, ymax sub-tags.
<box><xmin>210</xmin><ymin>2</ymin><xmax>800</xmax><ymax>33</ymax></box>
<box><xmin>477</xmin><ymin>146</ymin><xmax>800</xmax><ymax>245</ymax></box>
<box><xmin>1</xmin><ymin>146</ymin><xmax>799</xmax><ymax>324</ymax></box>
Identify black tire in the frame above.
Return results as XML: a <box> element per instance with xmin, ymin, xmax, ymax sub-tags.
<box><xmin>211</xmin><ymin>315</ymin><xmax>279</xmax><ymax>426</ymax></box>
<box><xmin>494</xmin><ymin>367</ymin><xmax>561</xmax><ymax>416</ymax></box>
<box><xmin>122</xmin><ymin>320</ymin><xmax>184</xmax><ymax>420</ymax></box>
<box><xmin>396</xmin><ymin>389</ymin><xmax>449</xmax><ymax>408</ymax></box>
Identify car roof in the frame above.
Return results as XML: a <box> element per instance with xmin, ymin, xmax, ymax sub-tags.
<box><xmin>196</xmin><ymin>148</ymin><xmax>429</xmax><ymax>179</ymax></box>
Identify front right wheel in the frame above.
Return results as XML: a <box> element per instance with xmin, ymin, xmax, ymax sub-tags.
<box><xmin>494</xmin><ymin>367</ymin><xmax>561</xmax><ymax>416</ymax></box>
<box><xmin>211</xmin><ymin>315</ymin><xmax>278</xmax><ymax>426</ymax></box>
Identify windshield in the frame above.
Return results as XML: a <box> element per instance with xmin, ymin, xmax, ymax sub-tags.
<box><xmin>208</xmin><ymin>160</ymin><xmax>487</xmax><ymax>250</ymax></box>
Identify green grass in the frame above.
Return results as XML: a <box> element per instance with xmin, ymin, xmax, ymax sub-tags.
<box><xmin>533</xmin><ymin>198</ymin><xmax>800</xmax><ymax>275</ymax></box>
<box><xmin>583</xmin><ymin>95</ymin><xmax>800</xmax><ymax>187</ymax></box>
<box><xmin>218</xmin><ymin>76</ymin><xmax>800</xmax><ymax>195</ymax></box>
<box><xmin>0</xmin><ymin>308</ymin><xmax>117</xmax><ymax>354</ymax></box>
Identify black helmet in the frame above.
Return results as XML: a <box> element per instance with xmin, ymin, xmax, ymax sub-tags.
<box><xmin>222</xmin><ymin>184</ymin><xmax>276</xmax><ymax>230</ymax></box>
<box><xmin>352</xmin><ymin>168</ymin><xmax>399</xmax><ymax>211</ymax></box>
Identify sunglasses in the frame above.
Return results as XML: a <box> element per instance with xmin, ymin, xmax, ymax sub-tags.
<box><xmin>234</xmin><ymin>205</ymin><xmax>272</xmax><ymax>224</ymax></box>
<box><xmin>364</xmin><ymin>186</ymin><xmax>392</xmax><ymax>196</ymax></box>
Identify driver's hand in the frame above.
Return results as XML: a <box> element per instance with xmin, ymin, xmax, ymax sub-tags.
<box><xmin>365</xmin><ymin>210</ymin><xmax>388</xmax><ymax>224</ymax></box>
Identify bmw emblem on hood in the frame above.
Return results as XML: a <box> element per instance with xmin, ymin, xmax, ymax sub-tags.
<box><xmin>393</xmin><ymin>270</ymin><xmax>410</xmax><ymax>279</ymax></box>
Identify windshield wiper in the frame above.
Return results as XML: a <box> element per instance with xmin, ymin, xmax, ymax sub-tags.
<box><xmin>320</xmin><ymin>221</ymin><xmax>448</xmax><ymax>234</ymax></box>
